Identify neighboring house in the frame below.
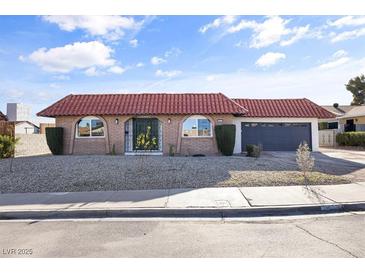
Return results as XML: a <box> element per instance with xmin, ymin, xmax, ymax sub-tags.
<box><xmin>15</xmin><ymin>121</ymin><xmax>40</xmax><ymax>134</ymax></box>
<box><xmin>0</xmin><ymin>111</ymin><xmax>8</xmax><ymax>121</ymax></box>
<box><xmin>337</xmin><ymin>106</ymin><xmax>365</xmax><ymax>132</ymax></box>
<box><xmin>319</xmin><ymin>105</ymin><xmax>355</xmax><ymax>131</ymax></box>
<box><xmin>37</xmin><ymin>93</ymin><xmax>334</xmax><ymax>155</ymax></box>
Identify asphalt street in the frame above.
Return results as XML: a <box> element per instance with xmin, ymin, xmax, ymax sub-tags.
<box><xmin>0</xmin><ymin>213</ymin><xmax>364</xmax><ymax>257</ymax></box>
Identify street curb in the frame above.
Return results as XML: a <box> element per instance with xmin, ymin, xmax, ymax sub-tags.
<box><xmin>1</xmin><ymin>202</ymin><xmax>365</xmax><ymax>220</ymax></box>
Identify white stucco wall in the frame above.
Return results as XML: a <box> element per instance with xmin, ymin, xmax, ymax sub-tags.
<box><xmin>15</xmin><ymin>122</ymin><xmax>38</xmax><ymax>134</ymax></box>
<box><xmin>233</xmin><ymin>117</ymin><xmax>319</xmax><ymax>153</ymax></box>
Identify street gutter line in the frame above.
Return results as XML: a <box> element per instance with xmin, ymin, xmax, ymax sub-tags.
<box><xmin>1</xmin><ymin>211</ymin><xmax>363</xmax><ymax>223</ymax></box>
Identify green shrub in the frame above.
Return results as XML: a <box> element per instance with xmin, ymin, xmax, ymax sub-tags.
<box><xmin>215</xmin><ymin>124</ymin><xmax>236</xmax><ymax>156</ymax></box>
<box><xmin>45</xmin><ymin>127</ymin><xmax>63</xmax><ymax>155</ymax></box>
<box><xmin>336</xmin><ymin>132</ymin><xmax>365</xmax><ymax>146</ymax></box>
<box><xmin>246</xmin><ymin>144</ymin><xmax>262</xmax><ymax>158</ymax></box>
<box><xmin>0</xmin><ymin>135</ymin><xmax>19</xmax><ymax>158</ymax></box>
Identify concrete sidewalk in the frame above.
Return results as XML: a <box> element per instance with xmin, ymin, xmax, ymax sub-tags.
<box><xmin>0</xmin><ymin>183</ymin><xmax>365</xmax><ymax>219</ymax></box>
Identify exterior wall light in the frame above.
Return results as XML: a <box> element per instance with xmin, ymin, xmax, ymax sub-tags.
<box><xmin>167</xmin><ymin>118</ymin><xmax>171</xmax><ymax>124</ymax></box>
<box><xmin>217</xmin><ymin>119</ymin><xmax>223</xmax><ymax>124</ymax></box>
<box><xmin>115</xmin><ymin>118</ymin><xmax>119</xmax><ymax>125</ymax></box>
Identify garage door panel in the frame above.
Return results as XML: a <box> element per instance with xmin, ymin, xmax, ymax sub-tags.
<box><xmin>241</xmin><ymin>122</ymin><xmax>311</xmax><ymax>151</ymax></box>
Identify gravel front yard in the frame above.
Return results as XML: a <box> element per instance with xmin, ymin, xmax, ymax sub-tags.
<box><xmin>0</xmin><ymin>152</ymin><xmax>358</xmax><ymax>193</ymax></box>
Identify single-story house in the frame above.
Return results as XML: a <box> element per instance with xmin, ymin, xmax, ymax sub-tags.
<box><xmin>336</xmin><ymin>106</ymin><xmax>365</xmax><ymax>132</ymax></box>
<box><xmin>14</xmin><ymin>121</ymin><xmax>40</xmax><ymax>134</ymax></box>
<box><xmin>319</xmin><ymin>104</ymin><xmax>355</xmax><ymax>131</ymax></box>
<box><xmin>37</xmin><ymin>93</ymin><xmax>334</xmax><ymax>155</ymax></box>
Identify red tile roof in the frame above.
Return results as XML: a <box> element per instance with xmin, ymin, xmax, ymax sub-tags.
<box><xmin>37</xmin><ymin>93</ymin><xmax>247</xmax><ymax>117</ymax></box>
<box><xmin>234</xmin><ymin>98</ymin><xmax>335</xmax><ymax>118</ymax></box>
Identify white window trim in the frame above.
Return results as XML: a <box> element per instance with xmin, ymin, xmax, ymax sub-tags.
<box><xmin>182</xmin><ymin>115</ymin><xmax>213</xmax><ymax>138</ymax></box>
<box><xmin>75</xmin><ymin>116</ymin><xmax>105</xmax><ymax>139</ymax></box>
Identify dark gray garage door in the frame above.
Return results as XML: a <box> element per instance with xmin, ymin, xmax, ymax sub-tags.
<box><xmin>241</xmin><ymin>122</ymin><xmax>312</xmax><ymax>151</ymax></box>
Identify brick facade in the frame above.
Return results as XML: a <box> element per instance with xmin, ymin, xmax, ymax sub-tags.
<box><xmin>56</xmin><ymin>114</ymin><xmax>234</xmax><ymax>155</ymax></box>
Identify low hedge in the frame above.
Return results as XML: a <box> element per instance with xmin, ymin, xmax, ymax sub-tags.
<box><xmin>45</xmin><ymin>127</ymin><xmax>63</xmax><ymax>155</ymax></box>
<box><xmin>336</xmin><ymin>132</ymin><xmax>365</xmax><ymax>146</ymax></box>
<box><xmin>215</xmin><ymin>124</ymin><xmax>236</xmax><ymax>156</ymax></box>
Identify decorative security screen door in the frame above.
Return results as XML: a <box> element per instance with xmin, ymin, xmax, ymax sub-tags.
<box><xmin>133</xmin><ymin>118</ymin><xmax>159</xmax><ymax>151</ymax></box>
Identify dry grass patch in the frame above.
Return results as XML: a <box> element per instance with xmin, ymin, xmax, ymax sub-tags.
<box><xmin>217</xmin><ymin>171</ymin><xmax>351</xmax><ymax>187</ymax></box>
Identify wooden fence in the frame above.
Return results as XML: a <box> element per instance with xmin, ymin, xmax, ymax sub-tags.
<box><xmin>0</xmin><ymin>121</ymin><xmax>15</xmax><ymax>137</ymax></box>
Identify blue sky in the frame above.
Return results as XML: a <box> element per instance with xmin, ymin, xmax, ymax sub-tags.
<box><xmin>1</xmin><ymin>15</ymin><xmax>365</xmax><ymax>123</ymax></box>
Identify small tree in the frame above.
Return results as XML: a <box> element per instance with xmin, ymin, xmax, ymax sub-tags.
<box><xmin>0</xmin><ymin>135</ymin><xmax>19</xmax><ymax>173</ymax></box>
<box><xmin>0</xmin><ymin>135</ymin><xmax>18</xmax><ymax>159</ymax></box>
<box><xmin>296</xmin><ymin>142</ymin><xmax>314</xmax><ymax>183</ymax></box>
<box><xmin>346</xmin><ymin>74</ymin><xmax>365</xmax><ymax>105</ymax></box>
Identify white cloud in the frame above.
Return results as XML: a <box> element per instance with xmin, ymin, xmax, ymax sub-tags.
<box><xmin>108</xmin><ymin>65</ymin><xmax>125</xmax><ymax>75</ymax></box>
<box><xmin>199</xmin><ymin>15</ymin><xmax>237</xmax><ymax>33</ymax></box>
<box><xmin>318</xmin><ymin>50</ymin><xmax>350</xmax><ymax>70</ymax></box>
<box><xmin>234</xmin><ymin>41</ymin><xmax>245</xmax><ymax>48</ymax></box>
<box><xmin>280</xmin><ymin>25</ymin><xmax>310</xmax><ymax>46</ymax></box>
<box><xmin>28</xmin><ymin>41</ymin><xmax>115</xmax><ymax>73</ymax></box>
<box><xmin>227</xmin><ymin>19</ymin><xmax>257</xmax><ymax>33</ymax></box>
<box><xmin>164</xmin><ymin>47</ymin><xmax>182</xmax><ymax>58</ymax></box>
<box><xmin>136</xmin><ymin>62</ymin><xmax>144</xmax><ymax>67</ymax></box>
<box><xmin>53</xmin><ymin>75</ymin><xmax>70</xmax><ymax>80</ymax></box>
<box><xmin>84</xmin><ymin>67</ymin><xmax>100</xmax><ymax>77</ymax></box>
<box><xmin>328</xmin><ymin>16</ymin><xmax>365</xmax><ymax>28</ymax></box>
<box><xmin>137</xmin><ymin>58</ymin><xmax>365</xmax><ymax>105</ymax></box>
<box><xmin>155</xmin><ymin>69</ymin><xmax>182</xmax><ymax>78</ymax></box>
<box><xmin>18</xmin><ymin>55</ymin><xmax>26</xmax><ymax>62</ymax></box>
<box><xmin>330</xmin><ymin>27</ymin><xmax>365</xmax><ymax>42</ymax></box>
<box><xmin>229</xmin><ymin>16</ymin><xmax>291</xmax><ymax>48</ymax></box>
<box><xmin>150</xmin><ymin>56</ymin><xmax>166</xmax><ymax>65</ymax></box>
<box><xmin>129</xmin><ymin>39</ymin><xmax>138</xmax><ymax>47</ymax></box>
<box><xmin>333</xmin><ymin>49</ymin><xmax>347</xmax><ymax>58</ymax></box>
<box><xmin>149</xmin><ymin>48</ymin><xmax>181</xmax><ymax>67</ymax></box>
<box><xmin>255</xmin><ymin>52</ymin><xmax>286</xmax><ymax>68</ymax></box>
<box><xmin>319</xmin><ymin>57</ymin><xmax>350</xmax><ymax>70</ymax></box>
<box><xmin>227</xmin><ymin>16</ymin><xmax>312</xmax><ymax>49</ymax></box>
<box><xmin>206</xmin><ymin>75</ymin><xmax>218</xmax><ymax>81</ymax></box>
<box><xmin>42</xmin><ymin>16</ymin><xmax>145</xmax><ymax>41</ymax></box>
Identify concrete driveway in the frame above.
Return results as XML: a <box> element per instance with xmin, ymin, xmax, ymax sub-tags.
<box><xmin>318</xmin><ymin>148</ymin><xmax>365</xmax><ymax>181</ymax></box>
<box><xmin>319</xmin><ymin>148</ymin><xmax>365</xmax><ymax>165</ymax></box>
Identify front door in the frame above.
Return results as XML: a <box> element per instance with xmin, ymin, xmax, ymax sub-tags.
<box><xmin>133</xmin><ymin>118</ymin><xmax>159</xmax><ymax>151</ymax></box>
<box><xmin>345</xmin><ymin>119</ymin><xmax>355</xmax><ymax>132</ymax></box>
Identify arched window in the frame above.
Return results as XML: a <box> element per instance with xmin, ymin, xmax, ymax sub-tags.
<box><xmin>182</xmin><ymin>115</ymin><xmax>212</xmax><ymax>137</ymax></box>
<box><xmin>76</xmin><ymin>116</ymin><xmax>104</xmax><ymax>138</ymax></box>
